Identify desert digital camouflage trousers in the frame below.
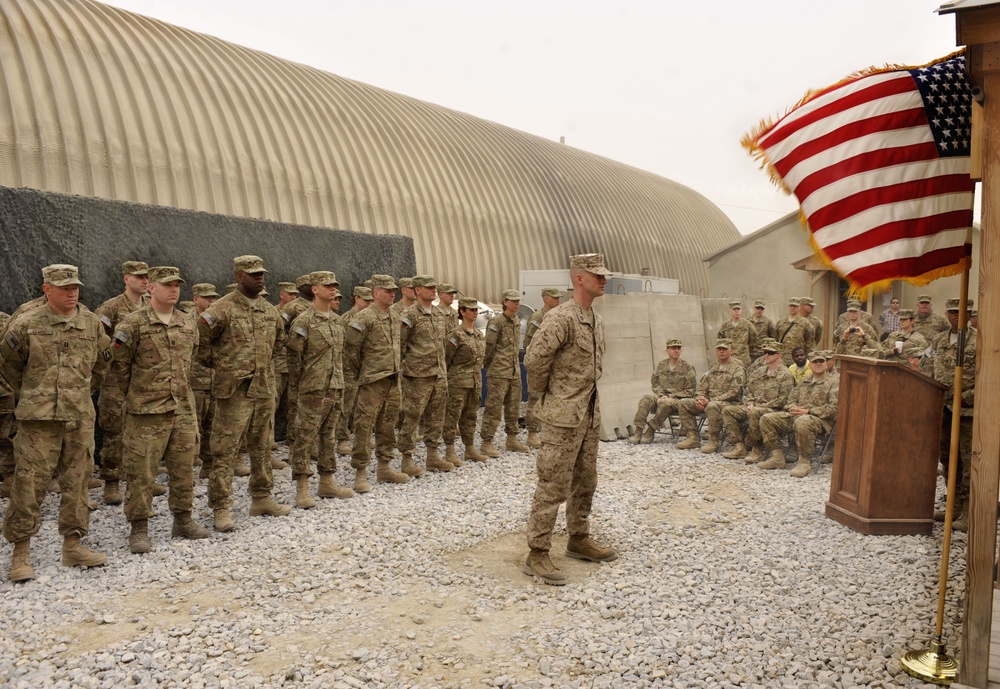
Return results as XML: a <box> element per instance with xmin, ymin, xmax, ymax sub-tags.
<box><xmin>721</xmin><ymin>406</ymin><xmax>772</xmax><ymax>448</ymax></box>
<box><xmin>442</xmin><ymin>384</ymin><xmax>481</xmax><ymax>447</ymax></box>
<box><xmin>208</xmin><ymin>379</ymin><xmax>276</xmax><ymax>510</ymax></box>
<box><xmin>677</xmin><ymin>399</ymin><xmax>726</xmax><ymax>436</ymax></box>
<box><xmin>525</xmin><ymin>390</ymin><xmax>541</xmax><ymax>434</ymax></box>
<box><xmin>941</xmin><ymin>410</ymin><xmax>972</xmax><ymax>504</ymax></box>
<box><xmin>98</xmin><ymin>384</ymin><xmax>125</xmax><ymax>481</ymax></box>
<box><xmin>122</xmin><ymin>411</ymin><xmax>196</xmax><ymax>520</ymax></box>
<box><xmin>290</xmin><ymin>388</ymin><xmax>343</xmax><ymax>479</ymax></box>
<box><xmin>397</xmin><ymin>375</ymin><xmax>447</xmax><ymax>454</ymax></box>
<box><xmin>481</xmin><ymin>375</ymin><xmax>521</xmax><ymax>441</ymax></box>
<box><xmin>273</xmin><ymin>370</ymin><xmax>288</xmax><ymax>443</ymax></box>
<box><xmin>759</xmin><ymin>411</ymin><xmax>827</xmax><ymax>457</ymax></box>
<box><xmin>0</xmin><ymin>406</ymin><xmax>15</xmax><ymax>480</ymax></box>
<box><xmin>527</xmin><ymin>410</ymin><xmax>599</xmax><ymax>552</ymax></box>
<box><xmin>351</xmin><ymin>376</ymin><xmax>400</xmax><ymax>470</ymax></box>
<box><xmin>3</xmin><ymin>418</ymin><xmax>94</xmax><ymax>543</ymax></box>
<box><xmin>336</xmin><ymin>382</ymin><xmax>359</xmax><ymax>441</ymax></box>
<box><xmin>193</xmin><ymin>389</ymin><xmax>215</xmax><ymax>471</ymax></box>
<box><xmin>633</xmin><ymin>394</ymin><xmax>683</xmax><ymax>431</ymax></box>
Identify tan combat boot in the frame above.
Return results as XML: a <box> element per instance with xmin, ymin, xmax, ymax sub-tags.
<box><xmin>506</xmin><ymin>434</ymin><xmax>530</xmax><ymax>453</ymax></box>
<box><xmin>10</xmin><ymin>540</ymin><xmax>32</xmax><ymax>582</ymax></box>
<box><xmin>464</xmin><ymin>444</ymin><xmax>488</xmax><ymax>462</ymax></box>
<box><xmin>723</xmin><ymin>442</ymin><xmax>747</xmax><ymax>459</ymax></box>
<box><xmin>640</xmin><ymin>426</ymin><xmax>657</xmax><ymax>444</ymax></box>
<box><xmin>676</xmin><ymin>432</ymin><xmax>700</xmax><ymax>450</ymax></box>
<box><xmin>376</xmin><ymin>460</ymin><xmax>410</xmax><ymax>484</ymax></box>
<box><xmin>62</xmin><ymin>536</ymin><xmax>107</xmax><ymax>568</ymax></box>
<box><xmin>234</xmin><ymin>460</ymin><xmax>251</xmax><ymax>477</ymax></box>
<box><xmin>744</xmin><ymin>445</ymin><xmax>764</xmax><ymax>464</ymax></box>
<box><xmin>88</xmin><ymin>477</ymin><xmax>103</xmax><ymax>489</ymax></box>
<box><xmin>295</xmin><ymin>477</ymin><xmax>316</xmax><ymax>509</ymax></box>
<box><xmin>789</xmin><ymin>458</ymin><xmax>813</xmax><ymax>478</ymax></box>
<box><xmin>336</xmin><ymin>439</ymin><xmax>352</xmax><ymax>455</ymax></box>
<box><xmin>129</xmin><ymin>519</ymin><xmax>152</xmax><ymax>554</ymax></box>
<box><xmin>758</xmin><ymin>447</ymin><xmax>787</xmax><ymax>470</ymax></box>
<box><xmin>354</xmin><ymin>468</ymin><xmax>372</xmax><ymax>494</ymax></box>
<box><xmin>521</xmin><ymin>549</ymin><xmax>567</xmax><ymax>586</ymax></box>
<box><xmin>952</xmin><ymin>501</ymin><xmax>969</xmax><ymax>532</ymax></box>
<box><xmin>271</xmin><ymin>456</ymin><xmax>289</xmax><ymax>471</ymax></box>
<box><xmin>249</xmin><ymin>495</ymin><xmax>292</xmax><ymax>517</ymax></box>
<box><xmin>426</xmin><ymin>446</ymin><xmax>454</xmax><ymax>472</ymax></box>
<box><xmin>629</xmin><ymin>424</ymin><xmax>644</xmax><ymax>444</ymax></box>
<box><xmin>400</xmin><ymin>454</ymin><xmax>425</xmax><ymax>477</ymax></box>
<box><xmin>317</xmin><ymin>473</ymin><xmax>354</xmax><ymax>499</ymax></box>
<box><xmin>198</xmin><ymin>463</ymin><xmax>212</xmax><ymax>480</ymax></box>
<box><xmin>527</xmin><ymin>431</ymin><xmax>542</xmax><ymax>449</ymax></box>
<box><xmin>566</xmin><ymin>535</ymin><xmax>619</xmax><ymax>562</ymax></box>
<box><xmin>152</xmin><ymin>483</ymin><xmax>167</xmax><ymax>497</ymax></box>
<box><xmin>103</xmin><ymin>480</ymin><xmax>122</xmax><ymax>505</ymax></box>
<box><xmin>0</xmin><ymin>478</ymin><xmax>11</xmax><ymax>498</ymax></box>
<box><xmin>213</xmin><ymin>509</ymin><xmax>235</xmax><ymax>532</ymax></box>
<box><xmin>700</xmin><ymin>434</ymin><xmax>720</xmax><ymax>454</ymax></box>
<box><xmin>445</xmin><ymin>444</ymin><xmax>464</xmax><ymax>468</ymax></box>
<box><xmin>171</xmin><ymin>511</ymin><xmax>209</xmax><ymax>539</ymax></box>
<box><xmin>480</xmin><ymin>441</ymin><xmax>502</xmax><ymax>458</ymax></box>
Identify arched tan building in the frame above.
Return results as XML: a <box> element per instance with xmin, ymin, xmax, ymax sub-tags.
<box><xmin>0</xmin><ymin>0</ymin><xmax>739</xmax><ymax>300</ymax></box>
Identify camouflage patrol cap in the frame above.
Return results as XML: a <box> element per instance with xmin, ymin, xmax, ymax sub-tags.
<box><xmin>846</xmin><ymin>303</ymin><xmax>860</xmax><ymax>311</ymax></box>
<box><xmin>846</xmin><ymin>299</ymin><xmax>862</xmax><ymax>308</ymax></box>
<box><xmin>787</xmin><ymin>298</ymin><xmax>800</xmax><ymax>306</ymax></box>
<box><xmin>541</xmin><ymin>287</ymin><xmax>562</xmax><ymax>299</ymax></box>
<box><xmin>260</xmin><ymin>288</ymin><xmax>270</xmax><ymax>298</ymax></box>
<box><xmin>147</xmin><ymin>266</ymin><xmax>184</xmax><ymax>284</ymax></box>
<box><xmin>967</xmin><ymin>298</ymin><xmax>975</xmax><ymax>309</ymax></box>
<box><xmin>458</xmin><ymin>297</ymin><xmax>479</xmax><ymax>310</ymax></box>
<box><xmin>309</xmin><ymin>270</ymin><xmax>339</xmax><ymax>286</ymax></box>
<box><xmin>412</xmin><ymin>275</ymin><xmax>437</xmax><ymax>288</ymax></box>
<box><xmin>354</xmin><ymin>286</ymin><xmax>374</xmax><ymax>300</ymax></box>
<box><xmin>191</xmin><ymin>283</ymin><xmax>220</xmax><ymax>298</ymax></box>
<box><xmin>332</xmin><ymin>288</ymin><xmax>343</xmax><ymax>299</ymax></box>
<box><xmin>363</xmin><ymin>279</ymin><xmax>373</xmax><ymax>290</ymax></box>
<box><xmin>502</xmin><ymin>289</ymin><xmax>522</xmax><ymax>301</ymax></box>
<box><xmin>945</xmin><ymin>298</ymin><xmax>961</xmax><ymax>311</ymax></box>
<box><xmin>821</xmin><ymin>350</ymin><xmax>836</xmax><ymax>359</ymax></box>
<box><xmin>42</xmin><ymin>264</ymin><xmax>83</xmax><ymax>287</ymax></box>
<box><xmin>121</xmin><ymin>261</ymin><xmax>149</xmax><ymax>276</ymax></box>
<box><xmin>801</xmin><ymin>297</ymin><xmax>816</xmax><ymax>306</ymax></box>
<box><xmin>808</xmin><ymin>351</ymin><xmax>828</xmax><ymax>362</ymax></box>
<box><xmin>715</xmin><ymin>338</ymin><xmax>733</xmax><ymax>349</ymax></box>
<box><xmin>917</xmin><ymin>294</ymin><xmax>932</xmax><ymax>303</ymax></box>
<box><xmin>397</xmin><ymin>277</ymin><xmax>414</xmax><ymax>289</ymax></box>
<box><xmin>570</xmin><ymin>253</ymin><xmax>613</xmax><ymax>276</ymax></box>
<box><xmin>761</xmin><ymin>339</ymin><xmax>780</xmax><ymax>354</ymax></box>
<box><xmin>898</xmin><ymin>308</ymin><xmax>914</xmax><ymax>320</ymax></box>
<box><xmin>177</xmin><ymin>300</ymin><xmax>196</xmax><ymax>313</ymax></box>
<box><xmin>226</xmin><ymin>283</ymin><xmax>237</xmax><ymax>293</ymax></box>
<box><xmin>278</xmin><ymin>281</ymin><xmax>298</xmax><ymax>294</ymax></box>
<box><xmin>295</xmin><ymin>274</ymin><xmax>312</xmax><ymax>289</ymax></box>
<box><xmin>665</xmin><ymin>338</ymin><xmax>683</xmax><ymax>348</ymax></box>
<box><xmin>728</xmin><ymin>300</ymin><xmax>742</xmax><ymax>308</ymax></box>
<box><xmin>753</xmin><ymin>298</ymin><xmax>766</xmax><ymax>308</ymax></box>
<box><xmin>438</xmin><ymin>283</ymin><xmax>458</xmax><ymax>294</ymax></box>
<box><xmin>233</xmin><ymin>255</ymin><xmax>267</xmax><ymax>273</ymax></box>
<box><xmin>371</xmin><ymin>275</ymin><xmax>398</xmax><ymax>290</ymax></box>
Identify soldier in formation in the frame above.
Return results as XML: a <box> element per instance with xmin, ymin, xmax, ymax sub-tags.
<box><xmin>335</xmin><ymin>286</ymin><xmax>373</xmax><ymax>456</ymax></box>
<box><xmin>443</xmin><ymin>298</ymin><xmax>488</xmax><ymax>464</ymax></box>
<box><xmin>748</xmin><ymin>298</ymin><xmax>774</xmax><ymax>359</ymax></box>
<box><xmin>481</xmin><ymin>290</ymin><xmax>529</xmax><ymax>457</ymax></box>
<box><xmin>716</xmin><ymin>301</ymin><xmax>757</xmax><ymax>368</ymax></box>
<box><xmin>190</xmin><ymin>284</ymin><xmax>220</xmax><ymax>479</ymax></box>
<box><xmin>629</xmin><ymin>338</ymin><xmax>696</xmax><ymax>444</ymax></box>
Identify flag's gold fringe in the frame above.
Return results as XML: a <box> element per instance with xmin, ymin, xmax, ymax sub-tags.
<box><xmin>739</xmin><ymin>48</ymin><xmax>968</xmax><ymax>194</ymax></box>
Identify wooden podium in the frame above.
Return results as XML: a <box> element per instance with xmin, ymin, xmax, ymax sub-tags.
<box><xmin>825</xmin><ymin>355</ymin><xmax>946</xmax><ymax>535</ymax></box>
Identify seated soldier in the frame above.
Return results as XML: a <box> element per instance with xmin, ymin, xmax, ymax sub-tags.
<box><xmin>676</xmin><ymin>339</ymin><xmax>744</xmax><ymax>453</ymax></box>
<box><xmin>758</xmin><ymin>351</ymin><xmax>838</xmax><ymax>478</ymax></box>
<box><xmin>630</xmin><ymin>338</ymin><xmax>696</xmax><ymax>444</ymax></box>
<box><xmin>721</xmin><ymin>339</ymin><xmax>794</xmax><ymax>463</ymax></box>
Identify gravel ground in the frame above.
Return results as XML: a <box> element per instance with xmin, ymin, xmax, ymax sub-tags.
<box><xmin>0</xmin><ymin>430</ymin><xmax>965</xmax><ymax>689</ymax></box>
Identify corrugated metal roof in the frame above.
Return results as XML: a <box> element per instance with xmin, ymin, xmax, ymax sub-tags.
<box><xmin>0</xmin><ymin>0</ymin><xmax>740</xmax><ymax>300</ymax></box>
<box><xmin>937</xmin><ymin>0</ymin><xmax>1000</xmax><ymax>14</ymax></box>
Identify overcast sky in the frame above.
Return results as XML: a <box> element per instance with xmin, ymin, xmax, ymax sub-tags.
<box><xmin>104</xmin><ymin>0</ymin><xmax>969</xmax><ymax>235</ymax></box>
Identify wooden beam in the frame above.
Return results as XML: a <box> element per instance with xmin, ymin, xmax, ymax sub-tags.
<box><xmin>972</xmin><ymin>100</ymin><xmax>983</xmax><ymax>181</ymax></box>
<box><xmin>960</xmin><ymin>67</ymin><xmax>1000</xmax><ymax>689</ymax></box>
<box><xmin>958</xmin><ymin>7</ymin><xmax>1000</xmax><ymax>46</ymax></box>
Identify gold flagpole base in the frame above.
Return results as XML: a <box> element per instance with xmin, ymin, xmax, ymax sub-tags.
<box><xmin>901</xmin><ymin>638</ymin><xmax>959</xmax><ymax>685</ymax></box>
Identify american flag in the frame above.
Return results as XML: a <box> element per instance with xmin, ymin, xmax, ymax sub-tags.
<box><xmin>742</xmin><ymin>51</ymin><xmax>976</xmax><ymax>293</ymax></box>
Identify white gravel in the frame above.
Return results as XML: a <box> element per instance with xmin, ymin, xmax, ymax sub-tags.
<box><xmin>0</xmin><ymin>431</ymin><xmax>964</xmax><ymax>689</ymax></box>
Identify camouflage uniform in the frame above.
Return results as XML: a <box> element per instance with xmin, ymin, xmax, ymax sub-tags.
<box><xmin>482</xmin><ymin>312</ymin><xmax>521</xmax><ymax>443</ymax></box>
<box><xmin>335</xmin><ymin>306</ymin><xmax>365</xmax><ymax>446</ymax></box>
<box><xmin>95</xmin><ymin>291</ymin><xmax>146</xmax><ymax>483</ymax></box>
<box><xmin>443</xmin><ymin>324</ymin><xmax>486</xmax><ymax>448</ymax></box>
<box><xmin>912</xmin><ymin>310</ymin><xmax>950</xmax><ymax>342</ymax></box>
<box><xmin>834</xmin><ymin>320</ymin><xmax>881</xmax><ymax>357</ymax></box>
<box><xmin>833</xmin><ymin>311</ymin><xmax>881</xmax><ymax>340</ymax></box>
<box><xmin>343</xmin><ymin>301</ymin><xmax>402</xmax><ymax>470</ymax></box>
<box><xmin>759</xmin><ymin>373</ymin><xmax>838</xmax><ymax>458</ymax></box>
<box><xmin>525</xmin><ymin>299</ymin><xmax>604</xmax><ymax>551</ymax></box>
<box><xmin>722</xmin><ymin>364</ymin><xmax>794</xmax><ymax>451</ymax></box>
<box><xmin>286</xmin><ymin>306</ymin><xmax>345</xmax><ymax>478</ymax></box>
<box><xmin>748</xmin><ymin>313</ymin><xmax>774</xmax><ymax>359</ymax></box>
<box><xmin>189</xmin><ymin>319</ymin><xmax>216</xmax><ymax>475</ymax></box>
<box><xmin>281</xmin><ymin>295</ymin><xmax>314</xmax><ymax>443</ymax></box>
<box><xmin>804</xmin><ymin>313</ymin><xmax>823</xmax><ymax>348</ymax></box>
<box><xmin>0</xmin><ymin>312</ymin><xmax>13</xmax><ymax>484</ymax></box>
<box><xmin>882</xmin><ymin>329</ymin><xmax>928</xmax><ymax>362</ymax></box>
<box><xmin>522</xmin><ymin>306</ymin><xmax>549</xmax><ymax>435</ymax></box>
<box><xmin>1</xmin><ymin>300</ymin><xmax>113</xmax><ymax>544</ymax></box>
<box><xmin>398</xmin><ymin>300</ymin><xmax>450</xmax><ymax>458</ymax></box>
<box><xmin>774</xmin><ymin>315</ymin><xmax>814</xmax><ymax>365</ymax></box>
<box><xmin>632</xmin><ymin>357</ymin><xmax>696</xmax><ymax>437</ymax></box>
<box><xmin>114</xmin><ymin>302</ymin><xmax>199</xmax><ymax>521</ymax></box>
<box><xmin>676</xmin><ymin>360</ymin><xmax>744</xmax><ymax>442</ymax></box>
<box><xmin>717</xmin><ymin>319</ymin><xmax>758</xmax><ymax>367</ymax></box>
<box><xmin>932</xmin><ymin>324</ymin><xmax>976</xmax><ymax>512</ymax></box>
<box><xmin>198</xmin><ymin>289</ymin><xmax>285</xmax><ymax>510</ymax></box>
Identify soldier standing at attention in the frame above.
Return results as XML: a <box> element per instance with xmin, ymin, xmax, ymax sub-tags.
<box><xmin>198</xmin><ymin>255</ymin><xmax>291</xmax><ymax>532</ymax></box>
<box><xmin>114</xmin><ymin>267</ymin><xmax>209</xmax><ymax>553</ymax></box>
<box><xmin>675</xmin><ymin>340</ymin><xmax>745</xmax><ymax>453</ymax></box>
<box><xmin>748</xmin><ymin>299</ymin><xmax>774</xmax><ymax>360</ymax></box>
<box><xmin>2</xmin><ymin>264</ymin><xmax>113</xmax><ymax>581</ymax></box>
<box><xmin>189</xmin><ymin>283</ymin><xmax>220</xmax><ymax>479</ymax></box>
<box><xmin>336</xmin><ymin>286</ymin><xmax>374</xmax><ymax>456</ymax></box>
<box><xmin>775</xmin><ymin>298</ymin><xmax>815</xmax><ymax>365</ymax></box>
<box><xmin>95</xmin><ymin>260</ymin><xmax>149</xmax><ymax>506</ymax></box>
<box><xmin>343</xmin><ymin>275</ymin><xmax>410</xmax><ymax>491</ymax></box>
<box><xmin>629</xmin><ymin>338</ymin><xmax>697</xmax><ymax>444</ymax></box>
<box><xmin>286</xmin><ymin>271</ymin><xmax>353</xmax><ymax>508</ymax></box>
<box><xmin>912</xmin><ymin>294</ymin><xmax>951</xmax><ymax>342</ymax></box>
<box><xmin>799</xmin><ymin>297</ymin><xmax>823</xmax><ymax>349</ymax></box>
<box><xmin>398</xmin><ymin>275</ymin><xmax>453</xmax><ymax>474</ymax></box>
<box><xmin>436</xmin><ymin>284</ymin><xmax>459</xmax><ymax>322</ymax></box>
<box><xmin>280</xmin><ymin>275</ymin><xmax>315</xmax><ymax>452</ymax></box>
<box><xmin>481</xmin><ymin>290</ymin><xmax>530</xmax><ymax>457</ymax></box>
<box><xmin>390</xmin><ymin>277</ymin><xmax>416</xmax><ymax>317</ymax></box>
<box><xmin>271</xmin><ymin>281</ymin><xmax>299</xmax><ymax>452</ymax></box>
<box><xmin>523</xmin><ymin>254</ymin><xmax>617</xmax><ymax>586</ymax></box>
<box><xmin>523</xmin><ymin>288</ymin><xmax>562</xmax><ymax>449</ymax></box>
<box><xmin>717</xmin><ymin>301</ymin><xmax>757</xmax><ymax>368</ymax></box>
<box><xmin>443</xmin><ymin>298</ymin><xmax>488</xmax><ymax>464</ymax></box>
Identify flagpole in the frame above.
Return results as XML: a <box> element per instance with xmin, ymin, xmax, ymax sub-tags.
<box><xmin>901</xmin><ymin>243</ymin><xmax>972</xmax><ymax>685</ymax></box>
